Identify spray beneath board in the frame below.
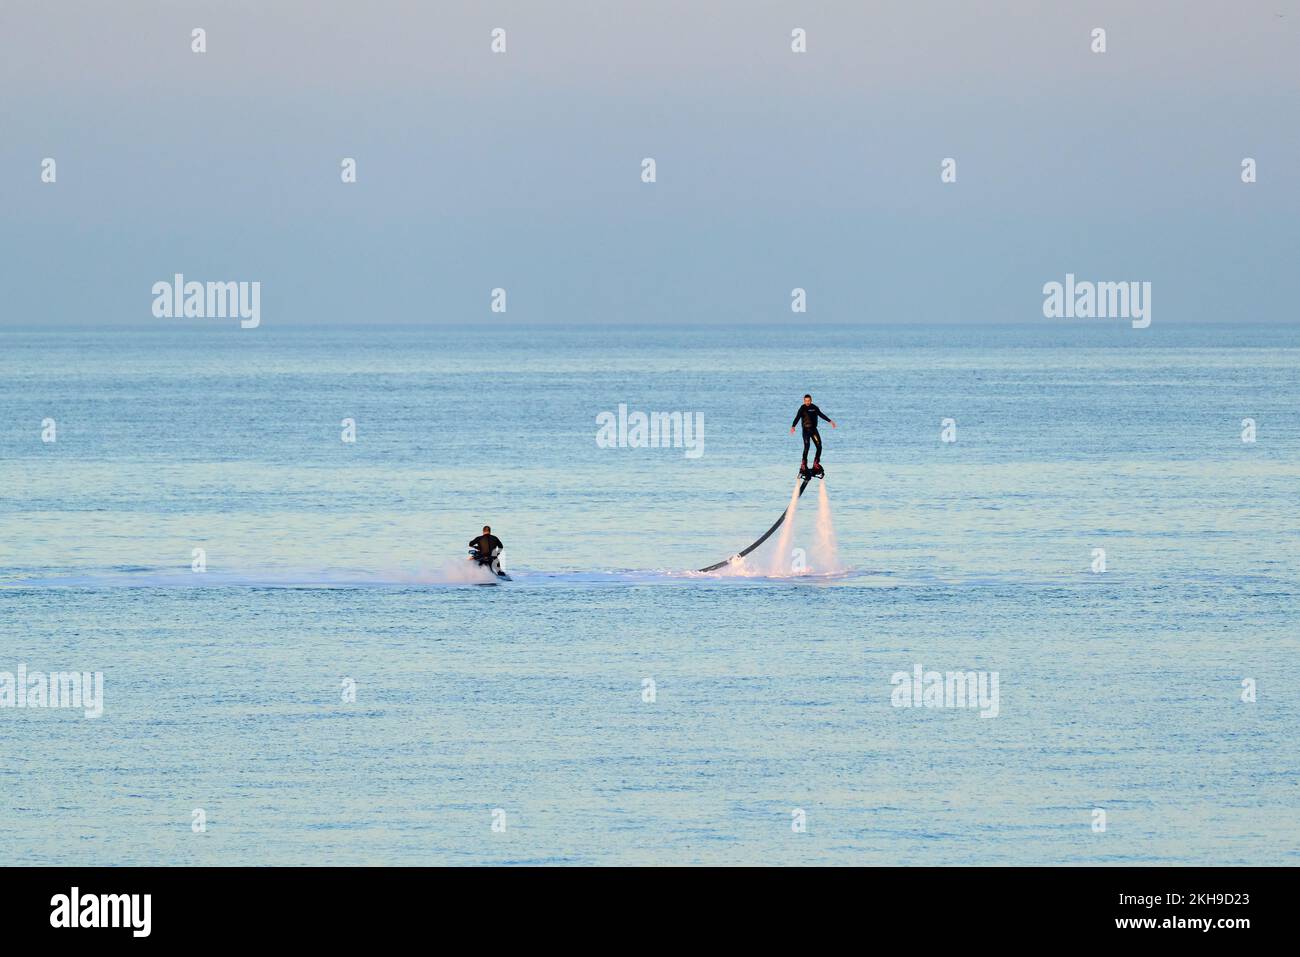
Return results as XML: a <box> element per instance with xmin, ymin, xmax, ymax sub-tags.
<box><xmin>768</xmin><ymin>479</ymin><xmax>804</xmax><ymax>575</ymax></box>
<box><xmin>810</xmin><ymin>480</ymin><xmax>843</xmax><ymax>574</ymax></box>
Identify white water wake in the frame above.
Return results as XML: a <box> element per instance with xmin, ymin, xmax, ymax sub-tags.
<box><xmin>419</xmin><ymin>559</ymin><xmax>503</xmax><ymax>585</ymax></box>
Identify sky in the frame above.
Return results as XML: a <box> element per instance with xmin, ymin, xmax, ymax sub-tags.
<box><xmin>2</xmin><ymin>0</ymin><xmax>1298</xmax><ymax>325</ymax></box>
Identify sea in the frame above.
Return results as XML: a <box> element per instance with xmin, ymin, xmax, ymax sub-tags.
<box><xmin>1</xmin><ymin>321</ymin><xmax>1297</xmax><ymax>865</ymax></box>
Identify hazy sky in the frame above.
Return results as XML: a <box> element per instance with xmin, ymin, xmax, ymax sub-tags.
<box><xmin>3</xmin><ymin>0</ymin><xmax>1298</xmax><ymax>325</ymax></box>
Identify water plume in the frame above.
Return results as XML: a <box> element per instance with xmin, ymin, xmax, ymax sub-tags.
<box><xmin>810</xmin><ymin>480</ymin><xmax>843</xmax><ymax>573</ymax></box>
<box><xmin>767</xmin><ymin>479</ymin><xmax>804</xmax><ymax>576</ymax></box>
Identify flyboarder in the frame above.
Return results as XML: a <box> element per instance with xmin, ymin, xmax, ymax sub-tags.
<box><xmin>789</xmin><ymin>394</ymin><xmax>836</xmax><ymax>478</ymax></box>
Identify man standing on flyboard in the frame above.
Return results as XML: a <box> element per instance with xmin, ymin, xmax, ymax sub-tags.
<box><xmin>789</xmin><ymin>394</ymin><xmax>836</xmax><ymax>478</ymax></box>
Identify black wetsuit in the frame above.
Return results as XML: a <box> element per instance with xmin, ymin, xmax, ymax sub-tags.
<box><xmin>469</xmin><ymin>534</ymin><xmax>503</xmax><ymax>561</ymax></box>
<box><xmin>792</xmin><ymin>403</ymin><xmax>831</xmax><ymax>462</ymax></box>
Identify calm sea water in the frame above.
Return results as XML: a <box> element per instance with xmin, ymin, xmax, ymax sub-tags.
<box><xmin>1</xmin><ymin>322</ymin><xmax>1297</xmax><ymax>865</ymax></box>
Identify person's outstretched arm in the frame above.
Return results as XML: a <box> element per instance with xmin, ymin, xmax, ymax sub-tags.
<box><xmin>790</xmin><ymin>408</ymin><xmax>801</xmax><ymax>433</ymax></box>
<box><xmin>817</xmin><ymin>406</ymin><xmax>837</xmax><ymax>428</ymax></box>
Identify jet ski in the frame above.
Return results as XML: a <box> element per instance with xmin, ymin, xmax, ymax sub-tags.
<box><xmin>468</xmin><ymin>547</ymin><xmax>511</xmax><ymax>582</ymax></box>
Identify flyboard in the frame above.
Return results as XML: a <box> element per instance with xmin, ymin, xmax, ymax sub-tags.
<box><xmin>698</xmin><ymin>463</ymin><xmax>823</xmax><ymax>572</ymax></box>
